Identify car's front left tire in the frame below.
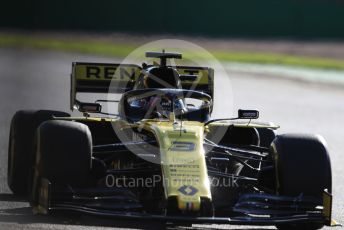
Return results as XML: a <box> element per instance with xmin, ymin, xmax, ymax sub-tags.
<box><xmin>271</xmin><ymin>134</ymin><xmax>332</xmax><ymax>230</ymax></box>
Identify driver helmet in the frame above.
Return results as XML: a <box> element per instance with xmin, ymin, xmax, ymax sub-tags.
<box><xmin>132</xmin><ymin>67</ymin><xmax>186</xmax><ymax>118</ymax></box>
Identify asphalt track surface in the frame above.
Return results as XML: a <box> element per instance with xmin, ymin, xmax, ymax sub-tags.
<box><xmin>0</xmin><ymin>48</ymin><xmax>343</xmax><ymax>230</ymax></box>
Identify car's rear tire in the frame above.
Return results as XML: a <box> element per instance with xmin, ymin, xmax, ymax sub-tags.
<box><xmin>30</xmin><ymin>120</ymin><xmax>92</xmax><ymax>206</ymax></box>
<box><xmin>7</xmin><ymin>110</ymin><xmax>69</xmax><ymax>196</ymax></box>
<box><xmin>271</xmin><ymin>134</ymin><xmax>331</xmax><ymax>230</ymax></box>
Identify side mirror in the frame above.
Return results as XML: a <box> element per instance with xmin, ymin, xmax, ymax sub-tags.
<box><xmin>238</xmin><ymin>109</ymin><xmax>259</xmax><ymax>119</ymax></box>
<box><xmin>78</xmin><ymin>102</ymin><xmax>102</xmax><ymax>113</ymax></box>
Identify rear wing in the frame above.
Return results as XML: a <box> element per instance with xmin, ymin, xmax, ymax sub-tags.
<box><xmin>71</xmin><ymin>62</ymin><xmax>214</xmax><ymax>110</ymax></box>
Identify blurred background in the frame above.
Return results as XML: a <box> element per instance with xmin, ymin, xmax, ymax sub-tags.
<box><xmin>3</xmin><ymin>0</ymin><xmax>344</xmax><ymax>38</ymax></box>
<box><xmin>0</xmin><ymin>0</ymin><xmax>343</xmax><ymax>229</ymax></box>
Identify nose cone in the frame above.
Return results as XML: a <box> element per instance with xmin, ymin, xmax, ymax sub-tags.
<box><xmin>148</xmin><ymin>121</ymin><xmax>212</xmax><ymax>213</ymax></box>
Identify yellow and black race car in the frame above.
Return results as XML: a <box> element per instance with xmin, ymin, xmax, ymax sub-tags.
<box><xmin>8</xmin><ymin>52</ymin><xmax>334</xmax><ymax>229</ymax></box>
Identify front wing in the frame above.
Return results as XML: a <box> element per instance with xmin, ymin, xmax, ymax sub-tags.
<box><xmin>36</xmin><ymin>178</ymin><xmax>333</xmax><ymax>226</ymax></box>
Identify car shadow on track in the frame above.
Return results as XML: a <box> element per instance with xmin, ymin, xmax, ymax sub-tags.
<box><xmin>0</xmin><ymin>193</ymin><xmax>275</xmax><ymax>230</ymax></box>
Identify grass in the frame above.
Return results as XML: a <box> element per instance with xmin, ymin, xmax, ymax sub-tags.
<box><xmin>1</xmin><ymin>34</ymin><xmax>344</xmax><ymax>70</ymax></box>
<box><xmin>211</xmin><ymin>51</ymin><xmax>344</xmax><ymax>70</ymax></box>
<box><xmin>0</xmin><ymin>34</ymin><xmax>137</xmax><ymax>57</ymax></box>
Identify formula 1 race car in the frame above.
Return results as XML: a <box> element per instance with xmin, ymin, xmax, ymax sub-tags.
<box><xmin>8</xmin><ymin>51</ymin><xmax>333</xmax><ymax>229</ymax></box>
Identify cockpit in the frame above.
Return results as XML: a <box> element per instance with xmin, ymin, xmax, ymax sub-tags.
<box><xmin>118</xmin><ymin>88</ymin><xmax>212</xmax><ymax>123</ymax></box>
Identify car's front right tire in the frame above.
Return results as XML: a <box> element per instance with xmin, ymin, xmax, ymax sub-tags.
<box><xmin>30</xmin><ymin>120</ymin><xmax>92</xmax><ymax>206</ymax></box>
<box><xmin>7</xmin><ymin>110</ymin><xmax>69</xmax><ymax>196</ymax></box>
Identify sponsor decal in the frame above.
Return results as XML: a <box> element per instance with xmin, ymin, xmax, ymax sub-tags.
<box><xmin>178</xmin><ymin>185</ymin><xmax>198</xmax><ymax>196</ymax></box>
<box><xmin>85</xmin><ymin>66</ymin><xmax>137</xmax><ymax>80</ymax></box>
<box><xmin>169</xmin><ymin>141</ymin><xmax>195</xmax><ymax>151</ymax></box>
